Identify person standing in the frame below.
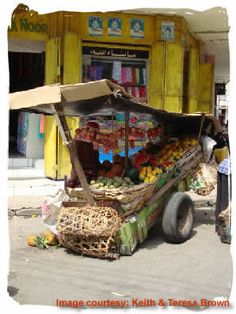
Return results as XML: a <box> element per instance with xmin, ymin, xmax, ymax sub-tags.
<box><xmin>215</xmin><ymin>157</ymin><xmax>231</xmax><ymax>236</ymax></box>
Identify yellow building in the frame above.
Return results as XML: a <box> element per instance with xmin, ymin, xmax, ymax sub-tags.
<box><xmin>8</xmin><ymin>5</ymin><xmax>214</xmax><ymax>179</ymax></box>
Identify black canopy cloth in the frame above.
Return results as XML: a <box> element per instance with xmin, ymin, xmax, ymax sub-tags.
<box><xmin>9</xmin><ymin>79</ymin><xmax>218</xmax><ymax>204</ymax></box>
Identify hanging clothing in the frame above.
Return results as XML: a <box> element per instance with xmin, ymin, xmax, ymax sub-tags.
<box><xmin>139</xmin><ymin>68</ymin><xmax>144</xmax><ymax>85</ymax></box>
<box><xmin>132</xmin><ymin>67</ymin><xmax>137</xmax><ymax>85</ymax></box>
<box><xmin>132</xmin><ymin>87</ymin><xmax>140</xmax><ymax>98</ymax></box>
<box><xmin>142</xmin><ymin>68</ymin><xmax>147</xmax><ymax>85</ymax></box>
<box><xmin>89</xmin><ymin>66</ymin><xmax>97</xmax><ymax>80</ymax></box>
<box><xmin>112</xmin><ymin>61</ymin><xmax>122</xmax><ymax>83</ymax></box>
<box><xmin>139</xmin><ymin>86</ymin><xmax>146</xmax><ymax>98</ymax></box>
<box><xmin>121</xmin><ymin>67</ymin><xmax>132</xmax><ymax>84</ymax></box>
<box><xmin>95</xmin><ymin>65</ymin><xmax>103</xmax><ymax>80</ymax></box>
<box><xmin>17</xmin><ymin>112</ymin><xmax>29</xmax><ymax>154</ymax></box>
<box><xmin>135</xmin><ymin>68</ymin><xmax>140</xmax><ymax>85</ymax></box>
<box><xmin>38</xmin><ymin>114</ymin><xmax>45</xmax><ymax>139</ymax></box>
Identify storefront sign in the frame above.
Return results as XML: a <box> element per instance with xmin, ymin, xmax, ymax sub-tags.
<box><xmin>8</xmin><ymin>17</ymin><xmax>48</xmax><ymax>34</ymax></box>
<box><xmin>130</xmin><ymin>18</ymin><xmax>144</xmax><ymax>38</ymax></box>
<box><xmin>88</xmin><ymin>16</ymin><xmax>103</xmax><ymax>36</ymax></box>
<box><xmin>8</xmin><ymin>12</ymin><xmax>49</xmax><ymax>41</ymax></box>
<box><xmin>108</xmin><ymin>17</ymin><xmax>122</xmax><ymax>37</ymax></box>
<box><xmin>82</xmin><ymin>46</ymin><xmax>149</xmax><ymax>59</ymax></box>
<box><xmin>161</xmin><ymin>22</ymin><xmax>175</xmax><ymax>41</ymax></box>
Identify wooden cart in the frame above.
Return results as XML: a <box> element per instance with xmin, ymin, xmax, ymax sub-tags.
<box><xmin>9</xmin><ymin>79</ymin><xmax>212</xmax><ymax>258</ymax></box>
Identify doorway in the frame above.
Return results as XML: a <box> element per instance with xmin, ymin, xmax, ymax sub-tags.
<box><xmin>8</xmin><ymin>50</ymin><xmax>45</xmax><ymax>157</ymax></box>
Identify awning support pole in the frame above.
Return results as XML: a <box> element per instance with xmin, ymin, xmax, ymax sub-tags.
<box><xmin>197</xmin><ymin>114</ymin><xmax>206</xmax><ymax>142</ymax></box>
<box><xmin>124</xmin><ymin>110</ymin><xmax>129</xmax><ymax>170</ymax></box>
<box><xmin>51</xmin><ymin>104</ymin><xmax>95</xmax><ymax>205</ymax></box>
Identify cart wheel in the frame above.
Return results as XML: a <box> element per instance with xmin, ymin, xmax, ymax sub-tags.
<box><xmin>162</xmin><ymin>192</ymin><xmax>194</xmax><ymax>243</ymax></box>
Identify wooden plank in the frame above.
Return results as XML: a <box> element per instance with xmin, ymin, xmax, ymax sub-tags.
<box><xmin>197</xmin><ymin>114</ymin><xmax>205</xmax><ymax>142</ymax></box>
<box><xmin>51</xmin><ymin>104</ymin><xmax>95</xmax><ymax>205</ymax></box>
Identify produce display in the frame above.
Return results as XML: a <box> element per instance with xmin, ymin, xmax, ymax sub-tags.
<box><xmin>70</xmin><ymin>112</ymin><xmax>199</xmax><ymax>191</ymax></box>
<box><xmin>90</xmin><ymin>176</ymin><xmax>135</xmax><ymax>190</ymax></box>
<box><xmin>27</xmin><ymin>230</ymin><xmax>58</xmax><ymax>249</ymax></box>
<box><xmin>81</xmin><ymin>136</ymin><xmax>200</xmax><ymax>188</ymax></box>
<box><xmin>97</xmin><ymin>155</ymin><xmax>125</xmax><ymax>178</ymax></box>
<box><xmin>133</xmin><ymin>137</ymin><xmax>198</xmax><ymax>184</ymax></box>
<box><xmin>75</xmin><ymin>123</ymin><xmax>162</xmax><ymax>153</ymax></box>
<box><xmin>139</xmin><ymin>166</ymin><xmax>163</xmax><ymax>183</ymax></box>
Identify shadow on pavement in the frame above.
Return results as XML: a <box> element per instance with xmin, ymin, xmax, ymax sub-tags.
<box><xmin>194</xmin><ymin>207</ymin><xmax>215</xmax><ymax>228</ymax></box>
<box><xmin>7</xmin><ymin>286</ymin><xmax>19</xmax><ymax>297</ymax></box>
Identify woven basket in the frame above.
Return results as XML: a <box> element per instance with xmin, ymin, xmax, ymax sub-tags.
<box><xmin>57</xmin><ymin>206</ymin><xmax>122</xmax><ymax>259</ymax></box>
<box><xmin>66</xmin><ymin>182</ymin><xmax>156</xmax><ymax>217</ymax></box>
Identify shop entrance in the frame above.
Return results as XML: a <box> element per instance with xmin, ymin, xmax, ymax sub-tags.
<box><xmin>8</xmin><ymin>47</ymin><xmax>45</xmax><ymax>158</ymax></box>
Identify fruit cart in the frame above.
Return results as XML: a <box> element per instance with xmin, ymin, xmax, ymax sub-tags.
<box><xmin>9</xmin><ymin>79</ymin><xmax>214</xmax><ymax>259</ymax></box>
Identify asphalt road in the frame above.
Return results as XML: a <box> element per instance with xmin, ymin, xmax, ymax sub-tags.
<box><xmin>8</xmin><ymin>205</ymin><xmax>232</xmax><ymax>310</ymax></box>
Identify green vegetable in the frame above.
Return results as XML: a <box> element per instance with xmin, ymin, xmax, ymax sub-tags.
<box><xmin>93</xmin><ymin>183</ymin><xmax>100</xmax><ymax>189</ymax></box>
<box><xmin>114</xmin><ymin>182</ymin><xmax>121</xmax><ymax>188</ymax></box>
<box><xmin>124</xmin><ymin>177</ymin><xmax>132</xmax><ymax>183</ymax></box>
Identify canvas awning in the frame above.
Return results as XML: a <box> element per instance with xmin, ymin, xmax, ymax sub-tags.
<box><xmin>9</xmin><ymin>79</ymin><xmax>218</xmax><ymax>135</ymax></box>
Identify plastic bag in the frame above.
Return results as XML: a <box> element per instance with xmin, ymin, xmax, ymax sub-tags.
<box><xmin>200</xmin><ymin>135</ymin><xmax>216</xmax><ymax>163</ymax></box>
<box><xmin>41</xmin><ymin>189</ymin><xmax>69</xmax><ymax>235</ymax></box>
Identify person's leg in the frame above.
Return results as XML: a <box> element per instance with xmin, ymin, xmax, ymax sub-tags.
<box><xmin>215</xmin><ymin>171</ymin><xmax>222</xmax><ymax>231</ymax></box>
<box><xmin>221</xmin><ymin>174</ymin><xmax>230</xmax><ymax>210</ymax></box>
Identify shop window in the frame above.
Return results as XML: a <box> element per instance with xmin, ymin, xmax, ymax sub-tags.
<box><xmin>82</xmin><ymin>46</ymin><xmax>148</xmax><ymax>102</ymax></box>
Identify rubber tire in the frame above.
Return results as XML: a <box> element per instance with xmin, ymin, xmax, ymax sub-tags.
<box><xmin>162</xmin><ymin>192</ymin><xmax>194</xmax><ymax>243</ymax></box>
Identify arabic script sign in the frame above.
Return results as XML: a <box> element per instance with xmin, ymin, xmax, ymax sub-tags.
<box><xmin>82</xmin><ymin>46</ymin><xmax>149</xmax><ymax>59</ymax></box>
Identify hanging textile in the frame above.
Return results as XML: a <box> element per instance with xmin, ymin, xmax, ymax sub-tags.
<box><xmin>121</xmin><ymin>67</ymin><xmax>132</xmax><ymax>84</ymax></box>
<box><xmin>38</xmin><ymin>114</ymin><xmax>45</xmax><ymax>139</ymax></box>
<box><xmin>132</xmin><ymin>87</ymin><xmax>140</xmax><ymax>98</ymax></box>
<box><xmin>96</xmin><ymin>65</ymin><xmax>103</xmax><ymax>80</ymax></box>
<box><xmin>142</xmin><ymin>68</ymin><xmax>147</xmax><ymax>85</ymax></box>
<box><xmin>132</xmin><ymin>67</ymin><xmax>137</xmax><ymax>85</ymax></box>
<box><xmin>112</xmin><ymin>61</ymin><xmax>122</xmax><ymax>83</ymax></box>
<box><xmin>135</xmin><ymin>68</ymin><xmax>140</xmax><ymax>85</ymax></box>
<box><xmin>139</xmin><ymin>68</ymin><xmax>144</xmax><ymax>85</ymax></box>
<box><xmin>17</xmin><ymin>112</ymin><xmax>29</xmax><ymax>154</ymax></box>
<box><xmin>89</xmin><ymin>66</ymin><xmax>97</xmax><ymax>80</ymax></box>
<box><xmin>139</xmin><ymin>86</ymin><xmax>146</xmax><ymax>98</ymax></box>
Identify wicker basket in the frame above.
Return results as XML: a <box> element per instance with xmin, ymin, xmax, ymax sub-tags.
<box><xmin>66</xmin><ymin>182</ymin><xmax>156</xmax><ymax>217</ymax></box>
<box><xmin>57</xmin><ymin>206</ymin><xmax>122</xmax><ymax>259</ymax></box>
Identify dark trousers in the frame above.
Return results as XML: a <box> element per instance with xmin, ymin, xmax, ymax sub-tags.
<box><xmin>215</xmin><ymin>172</ymin><xmax>231</xmax><ymax>229</ymax></box>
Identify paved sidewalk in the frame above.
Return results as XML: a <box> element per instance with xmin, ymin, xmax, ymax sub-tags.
<box><xmin>8</xmin><ymin>168</ymin><xmax>64</xmax><ymax>211</ymax></box>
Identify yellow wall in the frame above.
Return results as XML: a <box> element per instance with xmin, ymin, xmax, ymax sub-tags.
<box><xmin>148</xmin><ymin>42</ymin><xmax>165</xmax><ymax>109</ymax></box>
<box><xmin>198</xmin><ymin>63</ymin><xmax>214</xmax><ymax>113</ymax></box>
<box><xmin>63</xmin><ymin>32</ymin><xmax>82</xmax><ymax>84</ymax></box>
<box><xmin>44</xmin><ymin>116</ymin><xmax>57</xmax><ymax>179</ymax></box>
<box><xmin>188</xmin><ymin>48</ymin><xmax>199</xmax><ymax>113</ymax></box>
<box><xmin>164</xmin><ymin>43</ymin><xmax>183</xmax><ymax>112</ymax></box>
<box><xmin>44</xmin><ymin>37</ymin><xmax>60</xmax><ymax>179</ymax></box>
<box><xmin>77</xmin><ymin>12</ymin><xmax>154</xmax><ymax>45</ymax></box>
